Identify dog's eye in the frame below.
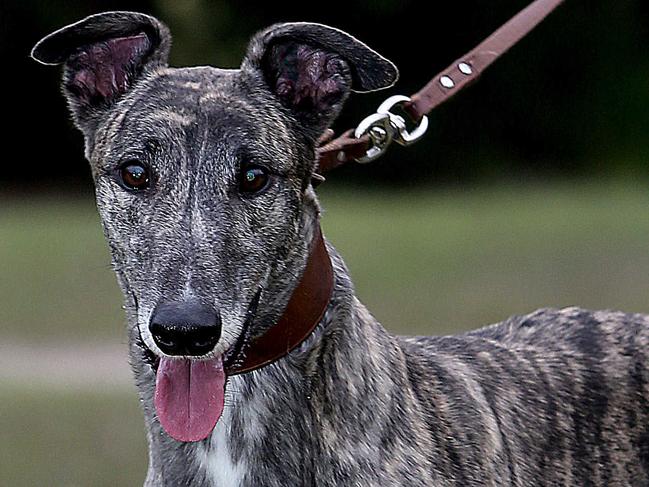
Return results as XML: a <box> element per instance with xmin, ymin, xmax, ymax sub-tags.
<box><xmin>239</xmin><ymin>166</ymin><xmax>269</xmax><ymax>194</ymax></box>
<box><xmin>120</xmin><ymin>161</ymin><xmax>150</xmax><ymax>191</ymax></box>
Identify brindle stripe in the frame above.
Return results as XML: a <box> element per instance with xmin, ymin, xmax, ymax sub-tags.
<box><xmin>406</xmin><ymin>358</ymin><xmax>465</xmax><ymax>482</ymax></box>
<box><xmin>569</xmin><ymin>313</ymin><xmax>610</xmax><ymax>484</ymax></box>
<box><xmin>422</xmin><ymin>360</ymin><xmax>468</xmax><ymax>485</ymax></box>
<box><xmin>470</xmin><ymin>349</ymin><xmax>517</xmax><ymax>486</ymax></box>
<box><xmin>521</xmin><ymin>348</ymin><xmax>564</xmax><ymax>485</ymax></box>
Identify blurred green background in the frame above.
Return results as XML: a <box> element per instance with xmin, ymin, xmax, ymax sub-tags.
<box><xmin>1</xmin><ymin>0</ymin><xmax>648</xmax><ymax>485</ymax></box>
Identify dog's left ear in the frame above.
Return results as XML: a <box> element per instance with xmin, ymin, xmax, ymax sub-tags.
<box><xmin>242</xmin><ymin>22</ymin><xmax>398</xmax><ymax>139</ymax></box>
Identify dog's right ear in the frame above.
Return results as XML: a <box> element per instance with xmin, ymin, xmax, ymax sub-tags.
<box><xmin>31</xmin><ymin>11</ymin><xmax>171</xmax><ymax>135</ymax></box>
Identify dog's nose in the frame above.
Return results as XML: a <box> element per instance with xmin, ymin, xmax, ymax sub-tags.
<box><xmin>149</xmin><ymin>301</ymin><xmax>221</xmax><ymax>356</ymax></box>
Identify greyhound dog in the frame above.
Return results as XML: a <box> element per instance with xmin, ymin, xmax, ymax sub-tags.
<box><xmin>32</xmin><ymin>11</ymin><xmax>649</xmax><ymax>486</ymax></box>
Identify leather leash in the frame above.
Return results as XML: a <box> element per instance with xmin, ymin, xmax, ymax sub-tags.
<box><xmin>316</xmin><ymin>0</ymin><xmax>566</xmax><ymax>175</ymax></box>
<box><xmin>227</xmin><ymin>226</ymin><xmax>333</xmax><ymax>375</ymax></box>
<box><xmin>228</xmin><ymin>0</ymin><xmax>566</xmax><ymax>375</ymax></box>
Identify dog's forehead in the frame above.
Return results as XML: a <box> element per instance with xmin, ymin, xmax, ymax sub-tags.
<box><xmin>138</xmin><ymin>66</ymin><xmax>250</xmax><ymax>113</ymax></box>
<box><xmin>107</xmin><ymin>66</ymin><xmax>297</xmax><ymax>169</ymax></box>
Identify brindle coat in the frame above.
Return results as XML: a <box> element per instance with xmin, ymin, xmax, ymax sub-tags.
<box><xmin>32</xmin><ymin>12</ymin><xmax>649</xmax><ymax>486</ymax></box>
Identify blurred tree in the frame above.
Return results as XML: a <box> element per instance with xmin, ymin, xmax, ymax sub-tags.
<box><xmin>3</xmin><ymin>0</ymin><xmax>648</xmax><ymax>188</ymax></box>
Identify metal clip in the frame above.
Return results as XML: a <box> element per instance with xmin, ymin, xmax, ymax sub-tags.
<box><xmin>354</xmin><ymin>113</ymin><xmax>392</xmax><ymax>163</ymax></box>
<box><xmin>354</xmin><ymin>95</ymin><xmax>429</xmax><ymax>163</ymax></box>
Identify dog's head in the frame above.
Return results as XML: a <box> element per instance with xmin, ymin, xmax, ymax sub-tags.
<box><xmin>32</xmin><ymin>11</ymin><xmax>397</xmax><ymax>442</ymax></box>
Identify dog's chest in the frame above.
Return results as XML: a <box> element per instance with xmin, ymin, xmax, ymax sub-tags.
<box><xmin>198</xmin><ymin>404</ymin><xmax>247</xmax><ymax>487</ymax></box>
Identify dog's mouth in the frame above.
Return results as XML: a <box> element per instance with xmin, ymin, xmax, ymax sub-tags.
<box><xmin>137</xmin><ymin>290</ymin><xmax>260</xmax><ymax>443</ymax></box>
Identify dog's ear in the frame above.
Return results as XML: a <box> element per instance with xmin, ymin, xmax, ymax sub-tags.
<box><xmin>242</xmin><ymin>22</ymin><xmax>398</xmax><ymax>139</ymax></box>
<box><xmin>31</xmin><ymin>11</ymin><xmax>171</xmax><ymax>135</ymax></box>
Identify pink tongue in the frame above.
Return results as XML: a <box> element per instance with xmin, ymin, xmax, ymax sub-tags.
<box><xmin>154</xmin><ymin>357</ymin><xmax>225</xmax><ymax>442</ymax></box>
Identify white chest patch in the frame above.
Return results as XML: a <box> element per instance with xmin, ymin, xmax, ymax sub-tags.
<box><xmin>199</xmin><ymin>405</ymin><xmax>246</xmax><ymax>487</ymax></box>
<box><xmin>199</xmin><ymin>377</ymin><xmax>253</xmax><ymax>487</ymax></box>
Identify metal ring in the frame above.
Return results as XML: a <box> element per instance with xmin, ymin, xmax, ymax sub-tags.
<box><xmin>396</xmin><ymin>113</ymin><xmax>428</xmax><ymax>145</ymax></box>
<box><xmin>354</xmin><ymin>112</ymin><xmax>393</xmax><ymax>163</ymax></box>
<box><xmin>377</xmin><ymin>95</ymin><xmax>429</xmax><ymax>146</ymax></box>
<box><xmin>377</xmin><ymin>94</ymin><xmax>412</xmax><ymax>114</ymax></box>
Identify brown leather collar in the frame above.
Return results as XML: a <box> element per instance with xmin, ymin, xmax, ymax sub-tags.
<box><xmin>227</xmin><ymin>226</ymin><xmax>333</xmax><ymax>375</ymax></box>
<box><xmin>316</xmin><ymin>0</ymin><xmax>565</xmax><ymax>173</ymax></box>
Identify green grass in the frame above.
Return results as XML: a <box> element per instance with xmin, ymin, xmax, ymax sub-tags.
<box><xmin>319</xmin><ymin>182</ymin><xmax>649</xmax><ymax>335</ymax></box>
<box><xmin>1</xmin><ymin>182</ymin><xmax>649</xmax><ymax>485</ymax></box>
<box><xmin>0</xmin><ymin>194</ymin><xmax>123</xmax><ymax>343</ymax></box>
<box><xmin>0</xmin><ymin>383</ymin><xmax>146</xmax><ymax>486</ymax></box>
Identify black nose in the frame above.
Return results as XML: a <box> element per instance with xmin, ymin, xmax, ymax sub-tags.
<box><xmin>149</xmin><ymin>301</ymin><xmax>221</xmax><ymax>356</ymax></box>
